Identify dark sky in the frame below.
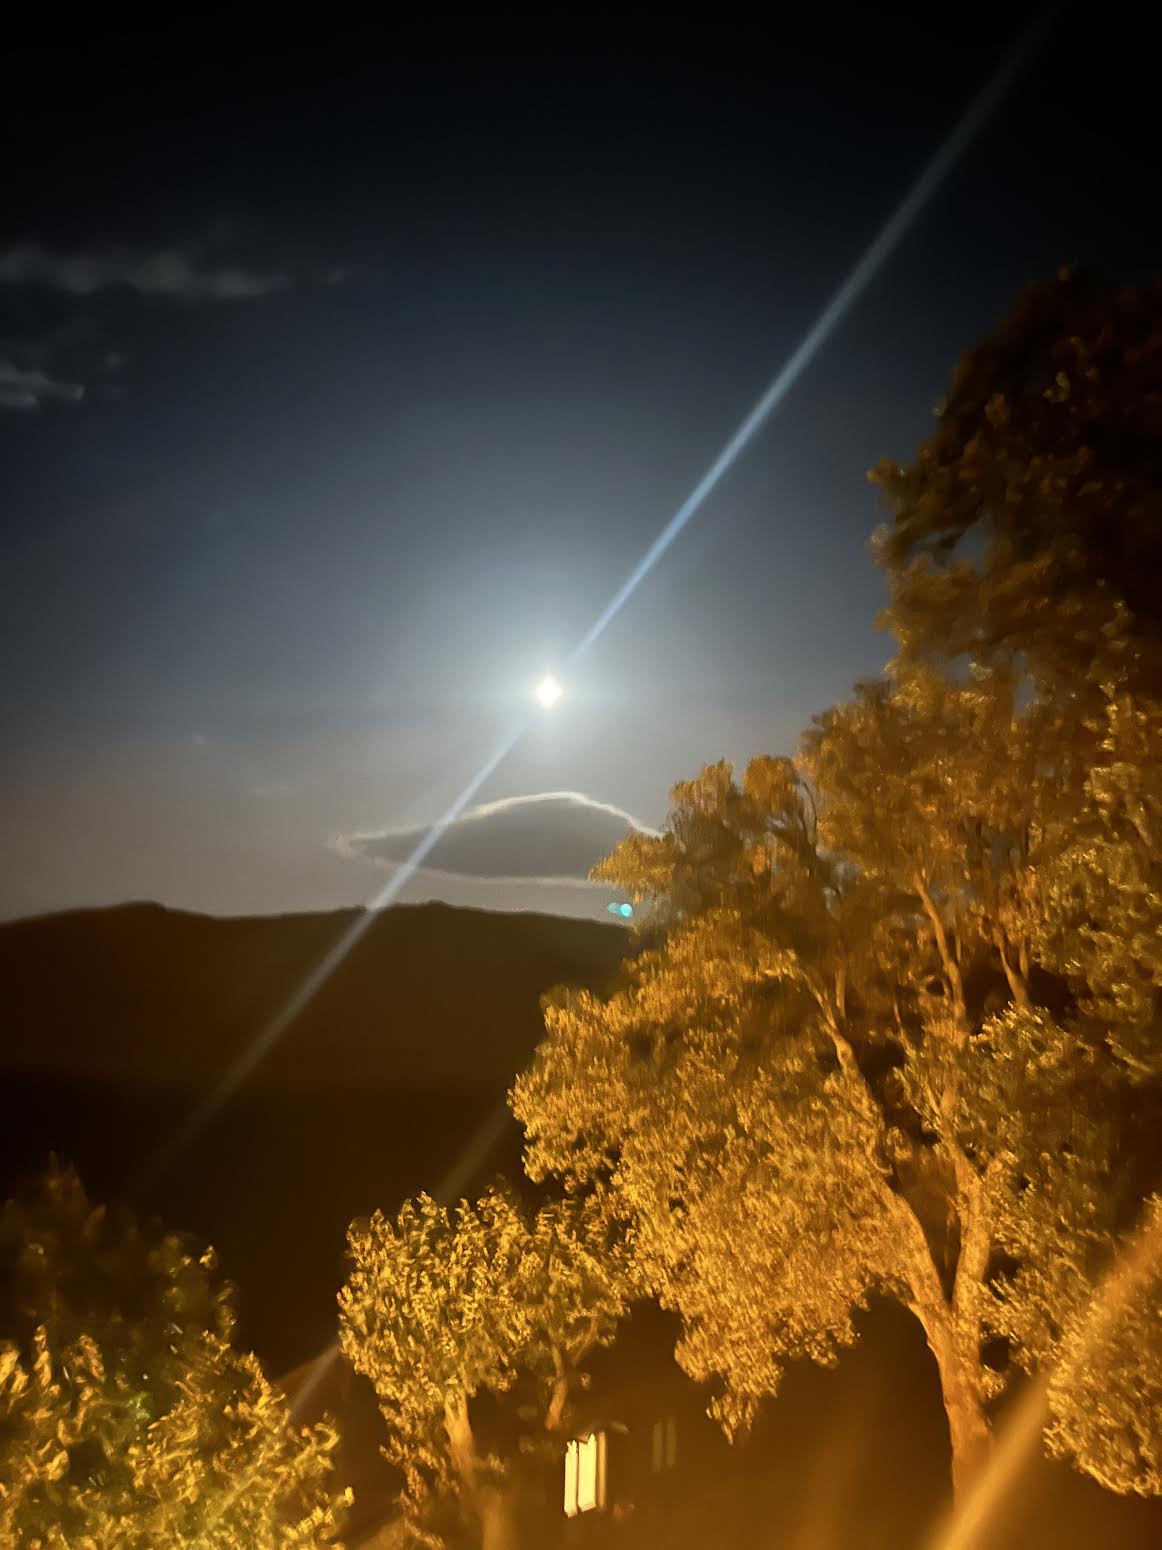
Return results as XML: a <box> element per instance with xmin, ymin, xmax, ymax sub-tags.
<box><xmin>1</xmin><ymin>10</ymin><xmax>1157</xmax><ymax>920</ymax></box>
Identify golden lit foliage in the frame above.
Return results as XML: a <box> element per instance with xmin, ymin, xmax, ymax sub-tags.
<box><xmin>1031</xmin><ymin>692</ymin><xmax>1162</xmax><ymax>1076</ymax></box>
<box><xmin>338</xmin><ymin>1185</ymin><xmax>631</xmax><ymax>1544</ymax></box>
<box><xmin>1045</xmin><ymin>1195</ymin><xmax>1162</xmax><ymax>1497</ymax></box>
<box><xmin>0</xmin><ymin>1167</ymin><xmax>347</xmax><ymax>1549</ymax></box>
<box><xmin>871</xmin><ymin>269</ymin><xmax>1162</xmax><ymax>701</ymax></box>
<box><xmin>870</xmin><ymin>267</ymin><xmax>1162</xmax><ymax>1067</ymax></box>
<box><xmin>517</xmin><ymin>273</ymin><xmax>1162</xmax><ymax>1499</ymax></box>
<box><xmin>515</xmin><ymin>742</ymin><xmax>1126</xmax><ymax>1490</ymax></box>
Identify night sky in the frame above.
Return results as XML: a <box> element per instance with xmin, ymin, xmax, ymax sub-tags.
<box><xmin>1</xmin><ymin>11</ymin><xmax>1157</xmax><ymax>920</ymax></box>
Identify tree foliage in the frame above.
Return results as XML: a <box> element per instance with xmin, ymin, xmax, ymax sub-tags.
<box><xmin>1045</xmin><ymin>1195</ymin><xmax>1162</xmax><ymax>1497</ymax></box>
<box><xmin>872</xmin><ymin>265</ymin><xmax>1162</xmax><ymax>1077</ymax></box>
<box><xmin>0</xmin><ymin>1167</ymin><xmax>347</xmax><ymax>1549</ymax></box>
<box><xmin>338</xmin><ymin>1184</ymin><xmax>631</xmax><ymax>1547</ymax></box>
<box><xmin>872</xmin><ymin>268</ymin><xmax>1162</xmax><ymax>700</ymax></box>
<box><xmin>513</xmin><ymin>272</ymin><xmax>1162</xmax><ymax>1502</ymax></box>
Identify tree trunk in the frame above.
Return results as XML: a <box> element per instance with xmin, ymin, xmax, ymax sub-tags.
<box><xmin>445</xmin><ymin>1395</ymin><xmax>480</xmax><ymax>1497</ymax></box>
<box><xmin>444</xmin><ymin>1397</ymin><xmax>520</xmax><ymax>1550</ymax></box>
<box><xmin>478</xmin><ymin>1485</ymin><xmax>518</xmax><ymax>1550</ymax></box>
<box><xmin>927</xmin><ymin>1324</ymin><xmax>992</xmax><ymax>1502</ymax></box>
<box><xmin>904</xmin><ymin>1250</ymin><xmax>991</xmax><ymax>1506</ymax></box>
<box><xmin>544</xmin><ymin>1343</ymin><xmax>570</xmax><ymax>1434</ymax></box>
<box><xmin>996</xmin><ymin>935</ymin><xmax>1031</xmax><ymax>1009</ymax></box>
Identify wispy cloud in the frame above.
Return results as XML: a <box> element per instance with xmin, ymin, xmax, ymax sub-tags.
<box><xmin>0</xmin><ymin>243</ymin><xmax>288</xmax><ymax>299</ymax></box>
<box><xmin>0</xmin><ymin>241</ymin><xmax>291</xmax><ymax>410</ymax></box>
<box><xmin>0</xmin><ymin>359</ymin><xmax>85</xmax><ymax>410</ymax></box>
<box><xmin>335</xmin><ymin>790</ymin><xmax>659</xmax><ymax>884</ymax></box>
<box><xmin>250</xmin><ymin>780</ymin><xmax>299</xmax><ymax>800</ymax></box>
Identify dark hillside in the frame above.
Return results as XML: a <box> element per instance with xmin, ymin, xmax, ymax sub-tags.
<box><xmin>0</xmin><ymin>901</ymin><xmax>626</xmax><ymax>1368</ymax></box>
<box><xmin>4</xmin><ymin>903</ymin><xmax>1160</xmax><ymax>1547</ymax></box>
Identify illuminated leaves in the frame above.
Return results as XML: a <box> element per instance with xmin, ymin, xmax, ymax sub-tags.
<box><xmin>516</xmin><ymin>764</ymin><xmax>912</xmax><ymax>1438</ymax></box>
<box><xmin>0</xmin><ymin>1169</ymin><xmax>346</xmax><ymax>1549</ymax></box>
<box><xmin>525</xmin><ymin>272</ymin><xmax>1162</xmax><ymax>1500</ymax></box>
<box><xmin>871</xmin><ymin>270</ymin><xmax>1162</xmax><ymax>700</ymax></box>
<box><xmin>338</xmin><ymin>1186</ymin><xmax>631</xmax><ymax>1542</ymax></box>
<box><xmin>1045</xmin><ymin>1196</ymin><xmax>1162</xmax><ymax>1497</ymax></box>
<box><xmin>516</xmin><ymin>668</ymin><xmax>1154</xmax><ymax>1492</ymax></box>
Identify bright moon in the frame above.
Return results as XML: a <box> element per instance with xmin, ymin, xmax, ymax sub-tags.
<box><xmin>534</xmin><ymin>674</ymin><xmax>563</xmax><ymax>710</ymax></box>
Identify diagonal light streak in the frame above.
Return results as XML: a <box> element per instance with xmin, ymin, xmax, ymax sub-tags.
<box><xmin>139</xmin><ymin>9</ymin><xmax>1052</xmax><ymax>1193</ymax></box>
<box><xmin>172</xmin><ymin>23</ymin><xmax>1061</xmax><ymax>1537</ymax></box>
<box><xmin>137</xmin><ymin>725</ymin><xmax>526</xmax><ymax>1188</ymax></box>
<box><xmin>567</xmin><ymin>6</ymin><xmax>1055</xmax><ymax>664</ymax></box>
<box><xmin>282</xmin><ymin>1098</ymin><xmax>513</xmax><ymax>1426</ymax></box>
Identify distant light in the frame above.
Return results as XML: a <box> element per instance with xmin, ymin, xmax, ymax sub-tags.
<box><xmin>607</xmin><ymin>901</ymin><xmax>634</xmax><ymax>919</ymax></box>
<box><xmin>534</xmin><ymin>674</ymin><xmax>563</xmax><ymax>710</ymax></box>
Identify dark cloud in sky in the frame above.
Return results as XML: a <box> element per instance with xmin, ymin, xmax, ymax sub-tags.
<box><xmin>337</xmin><ymin>792</ymin><xmax>658</xmax><ymax>883</ymax></box>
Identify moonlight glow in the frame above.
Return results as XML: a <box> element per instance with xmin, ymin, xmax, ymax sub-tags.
<box><xmin>534</xmin><ymin>674</ymin><xmax>563</xmax><ymax>710</ymax></box>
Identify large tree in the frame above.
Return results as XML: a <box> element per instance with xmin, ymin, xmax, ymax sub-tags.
<box><xmin>0</xmin><ymin>1167</ymin><xmax>347</xmax><ymax>1548</ymax></box>
<box><xmin>338</xmin><ymin>1185</ymin><xmax>631</xmax><ymax>1550</ymax></box>
<box><xmin>872</xmin><ymin>266</ymin><xmax>1162</xmax><ymax>1078</ymax></box>
<box><xmin>515</xmin><ymin>743</ymin><xmax>1124</xmax><ymax>1499</ymax></box>
<box><xmin>513</xmin><ymin>273</ymin><xmax>1162</xmax><ymax>1504</ymax></box>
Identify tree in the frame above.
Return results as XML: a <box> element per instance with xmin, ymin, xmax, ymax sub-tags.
<box><xmin>516</xmin><ymin>745</ymin><xmax>1125</xmax><ymax>1500</ymax></box>
<box><xmin>1044</xmin><ymin>1194</ymin><xmax>1162</xmax><ymax>1497</ymax></box>
<box><xmin>1028</xmin><ymin>688</ymin><xmax>1162</xmax><ymax>1079</ymax></box>
<box><xmin>871</xmin><ymin>268</ymin><xmax>1162</xmax><ymax>705</ymax></box>
<box><xmin>338</xmin><ymin>1184</ymin><xmax>631</xmax><ymax>1550</ymax></box>
<box><xmin>0</xmin><ymin>1166</ymin><xmax>347</xmax><ymax>1548</ymax></box>
<box><xmin>871</xmin><ymin>266</ymin><xmax>1162</xmax><ymax>1078</ymax></box>
<box><xmin>514</xmin><ymin>275</ymin><xmax>1162</xmax><ymax>1505</ymax></box>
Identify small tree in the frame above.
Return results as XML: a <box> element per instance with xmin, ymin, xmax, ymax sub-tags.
<box><xmin>0</xmin><ymin>1166</ymin><xmax>347</xmax><ymax>1548</ymax></box>
<box><xmin>338</xmin><ymin>1185</ymin><xmax>631</xmax><ymax>1550</ymax></box>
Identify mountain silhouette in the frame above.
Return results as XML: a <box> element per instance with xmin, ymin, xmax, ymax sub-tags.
<box><xmin>0</xmin><ymin>900</ymin><xmax>626</xmax><ymax>1369</ymax></box>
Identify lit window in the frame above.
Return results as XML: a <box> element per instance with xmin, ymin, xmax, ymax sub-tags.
<box><xmin>564</xmin><ymin>1431</ymin><xmax>606</xmax><ymax>1516</ymax></box>
<box><xmin>651</xmin><ymin>1417</ymin><xmax>677</xmax><ymax>1472</ymax></box>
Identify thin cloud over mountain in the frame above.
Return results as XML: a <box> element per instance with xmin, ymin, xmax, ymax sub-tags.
<box><xmin>335</xmin><ymin>791</ymin><xmax>659</xmax><ymax>884</ymax></box>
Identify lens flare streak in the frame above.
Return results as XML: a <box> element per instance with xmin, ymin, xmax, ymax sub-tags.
<box><xmin>138</xmin><ymin>722</ymin><xmax>528</xmax><ymax>1187</ymax></box>
<box><xmin>140</xmin><ymin>9</ymin><xmax>1052</xmax><ymax>1189</ymax></box>
<box><xmin>927</xmin><ymin>1198</ymin><xmax>1162</xmax><ymax>1550</ymax></box>
<box><xmin>568</xmin><ymin>8</ymin><xmax>1053</xmax><ymax>665</ymax></box>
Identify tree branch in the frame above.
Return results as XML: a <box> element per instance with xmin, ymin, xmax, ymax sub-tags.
<box><xmin>948</xmin><ymin>1144</ymin><xmax>995</xmax><ymax>1325</ymax></box>
<box><xmin>995</xmin><ymin>933</ymin><xmax>1031</xmax><ymax>1009</ymax></box>
<box><xmin>914</xmin><ymin>873</ymin><xmax>967</xmax><ymax>1021</ymax></box>
<box><xmin>544</xmin><ymin>1345</ymin><xmax>569</xmax><ymax>1434</ymax></box>
<box><xmin>443</xmin><ymin>1394</ymin><xmax>479</xmax><ymax>1496</ymax></box>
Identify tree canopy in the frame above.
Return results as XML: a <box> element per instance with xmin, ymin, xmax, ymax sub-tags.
<box><xmin>513</xmin><ymin>272</ymin><xmax>1162</xmax><ymax>1503</ymax></box>
<box><xmin>338</xmin><ymin>1185</ymin><xmax>632</xmax><ymax>1548</ymax></box>
<box><xmin>872</xmin><ymin>268</ymin><xmax>1162</xmax><ymax>699</ymax></box>
<box><xmin>0</xmin><ymin>1167</ymin><xmax>347</xmax><ymax>1549</ymax></box>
